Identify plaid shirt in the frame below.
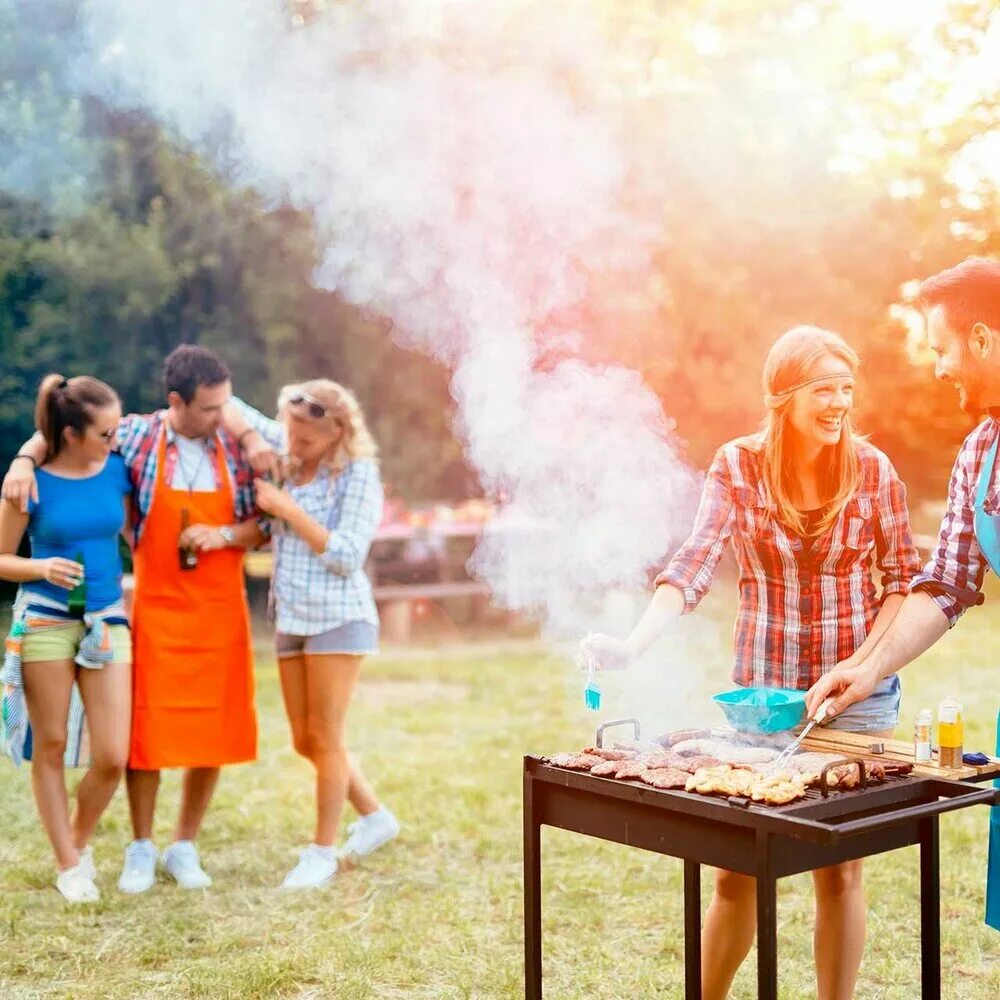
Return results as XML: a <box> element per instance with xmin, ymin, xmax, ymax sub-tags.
<box><xmin>232</xmin><ymin>399</ymin><xmax>383</xmax><ymax>634</ymax></box>
<box><xmin>655</xmin><ymin>437</ymin><xmax>921</xmax><ymax>689</ymax></box>
<box><xmin>910</xmin><ymin>416</ymin><xmax>1000</xmax><ymax>626</ymax></box>
<box><xmin>116</xmin><ymin>410</ymin><xmax>259</xmax><ymax>542</ymax></box>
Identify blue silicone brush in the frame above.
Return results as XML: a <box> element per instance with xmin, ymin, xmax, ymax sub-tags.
<box><xmin>583</xmin><ymin>640</ymin><xmax>602</xmax><ymax>712</ymax></box>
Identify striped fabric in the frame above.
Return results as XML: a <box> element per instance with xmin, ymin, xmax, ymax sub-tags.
<box><xmin>116</xmin><ymin>410</ymin><xmax>260</xmax><ymax>542</ymax></box>
<box><xmin>655</xmin><ymin>436</ymin><xmax>921</xmax><ymax>690</ymax></box>
<box><xmin>910</xmin><ymin>415</ymin><xmax>1000</xmax><ymax>625</ymax></box>
<box><xmin>1</xmin><ymin>593</ymin><xmax>127</xmax><ymax>766</ymax></box>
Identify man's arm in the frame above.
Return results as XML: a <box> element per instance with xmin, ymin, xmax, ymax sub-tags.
<box><xmin>1</xmin><ymin>432</ymin><xmax>47</xmax><ymax>512</ymax></box>
<box><xmin>806</xmin><ymin>592</ymin><xmax>950</xmax><ymax>718</ymax></box>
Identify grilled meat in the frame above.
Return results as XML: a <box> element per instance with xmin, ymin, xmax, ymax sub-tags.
<box><xmin>615</xmin><ymin>760</ymin><xmax>652</xmax><ymax>780</ymax></box>
<box><xmin>686</xmin><ymin>766</ymin><xmax>757</xmax><ymax>797</ymax></box>
<box><xmin>638</xmin><ymin>751</ymin><xmax>689</xmax><ymax>769</ymax></box>
<box><xmin>591</xmin><ymin>758</ymin><xmax>632</xmax><ymax>777</ymax></box>
<box><xmin>640</xmin><ymin>767</ymin><xmax>690</xmax><ymax>789</ymax></box>
<box><xmin>580</xmin><ymin>746</ymin><xmax>635</xmax><ymax>762</ymax></box>
<box><xmin>677</xmin><ymin>755</ymin><xmax>726</xmax><ymax>773</ymax></box>
<box><xmin>549</xmin><ymin>752</ymin><xmax>604</xmax><ymax>771</ymax></box>
<box><xmin>659</xmin><ymin>728</ymin><xmax>711</xmax><ymax>747</ymax></box>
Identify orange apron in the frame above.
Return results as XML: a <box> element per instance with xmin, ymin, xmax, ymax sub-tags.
<box><xmin>129</xmin><ymin>429</ymin><xmax>257</xmax><ymax>769</ymax></box>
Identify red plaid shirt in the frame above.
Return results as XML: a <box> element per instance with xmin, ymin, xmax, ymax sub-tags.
<box><xmin>910</xmin><ymin>416</ymin><xmax>1000</xmax><ymax>625</ymax></box>
<box><xmin>655</xmin><ymin>436</ymin><xmax>921</xmax><ymax>689</ymax></box>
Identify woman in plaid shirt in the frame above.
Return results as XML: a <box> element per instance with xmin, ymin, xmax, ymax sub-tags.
<box><xmin>583</xmin><ymin>326</ymin><xmax>920</xmax><ymax>1000</ymax></box>
<box><xmin>226</xmin><ymin>381</ymin><xmax>398</xmax><ymax>890</ymax></box>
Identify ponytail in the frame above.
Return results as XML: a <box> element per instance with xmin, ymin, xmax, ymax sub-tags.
<box><xmin>34</xmin><ymin>374</ymin><xmax>119</xmax><ymax>460</ymax></box>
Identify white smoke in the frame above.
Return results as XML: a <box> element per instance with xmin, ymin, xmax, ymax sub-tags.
<box><xmin>78</xmin><ymin>0</ymin><xmax>696</xmax><ymax>639</ymax></box>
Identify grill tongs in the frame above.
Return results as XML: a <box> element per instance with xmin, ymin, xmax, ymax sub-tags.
<box><xmin>771</xmin><ymin>698</ymin><xmax>835</xmax><ymax>770</ymax></box>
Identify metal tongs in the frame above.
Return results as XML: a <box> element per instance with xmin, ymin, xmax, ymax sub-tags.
<box><xmin>771</xmin><ymin>698</ymin><xmax>835</xmax><ymax>770</ymax></box>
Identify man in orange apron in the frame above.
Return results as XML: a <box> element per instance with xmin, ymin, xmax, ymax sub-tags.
<box><xmin>2</xmin><ymin>345</ymin><xmax>272</xmax><ymax>893</ymax></box>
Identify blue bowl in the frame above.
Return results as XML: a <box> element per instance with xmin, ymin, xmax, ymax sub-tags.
<box><xmin>712</xmin><ymin>687</ymin><xmax>807</xmax><ymax>734</ymax></box>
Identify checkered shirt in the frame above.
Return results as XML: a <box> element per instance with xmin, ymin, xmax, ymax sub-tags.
<box><xmin>654</xmin><ymin>436</ymin><xmax>921</xmax><ymax>689</ymax></box>
<box><xmin>115</xmin><ymin>410</ymin><xmax>260</xmax><ymax>542</ymax></box>
<box><xmin>909</xmin><ymin>416</ymin><xmax>1000</xmax><ymax>626</ymax></box>
<box><xmin>232</xmin><ymin>399</ymin><xmax>383</xmax><ymax>634</ymax></box>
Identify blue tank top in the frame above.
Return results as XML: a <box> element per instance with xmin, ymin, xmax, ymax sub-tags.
<box><xmin>23</xmin><ymin>452</ymin><xmax>132</xmax><ymax>611</ymax></box>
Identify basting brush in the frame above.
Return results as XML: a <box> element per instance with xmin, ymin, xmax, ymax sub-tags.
<box><xmin>582</xmin><ymin>639</ymin><xmax>602</xmax><ymax>712</ymax></box>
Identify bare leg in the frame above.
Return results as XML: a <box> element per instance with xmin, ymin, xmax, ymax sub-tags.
<box><xmin>72</xmin><ymin>661</ymin><xmax>131</xmax><ymax>849</ymax></box>
<box><xmin>174</xmin><ymin>767</ymin><xmax>220</xmax><ymax>842</ymax></box>
<box><xmin>126</xmin><ymin>768</ymin><xmax>161</xmax><ymax>840</ymax></box>
<box><xmin>280</xmin><ymin>653</ymin><xmax>377</xmax><ymax>840</ymax></box>
<box><xmin>22</xmin><ymin>659</ymin><xmax>77</xmax><ymax>870</ymax></box>
<box><xmin>702</xmin><ymin>868</ymin><xmax>758</xmax><ymax>1000</ymax></box>
<box><xmin>346</xmin><ymin>753</ymin><xmax>380</xmax><ymax>817</ymax></box>
<box><xmin>813</xmin><ymin>860</ymin><xmax>867</xmax><ymax>1000</ymax></box>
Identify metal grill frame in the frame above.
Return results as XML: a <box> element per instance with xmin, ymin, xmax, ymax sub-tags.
<box><xmin>523</xmin><ymin>755</ymin><xmax>999</xmax><ymax>1000</ymax></box>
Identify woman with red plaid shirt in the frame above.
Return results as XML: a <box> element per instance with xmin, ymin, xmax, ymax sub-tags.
<box><xmin>583</xmin><ymin>325</ymin><xmax>921</xmax><ymax>1000</ymax></box>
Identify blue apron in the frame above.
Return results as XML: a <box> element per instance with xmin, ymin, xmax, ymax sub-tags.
<box><xmin>974</xmin><ymin>433</ymin><xmax>1000</xmax><ymax>931</ymax></box>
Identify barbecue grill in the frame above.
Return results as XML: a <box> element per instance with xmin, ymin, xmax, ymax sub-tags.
<box><xmin>523</xmin><ymin>718</ymin><xmax>1000</xmax><ymax>999</ymax></box>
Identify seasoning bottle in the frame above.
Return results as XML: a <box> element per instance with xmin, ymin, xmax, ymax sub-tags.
<box><xmin>937</xmin><ymin>696</ymin><xmax>964</xmax><ymax>769</ymax></box>
<box><xmin>67</xmin><ymin>551</ymin><xmax>87</xmax><ymax>617</ymax></box>
<box><xmin>914</xmin><ymin>708</ymin><xmax>932</xmax><ymax>764</ymax></box>
<box><xmin>179</xmin><ymin>508</ymin><xmax>198</xmax><ymax>571</ymax></box>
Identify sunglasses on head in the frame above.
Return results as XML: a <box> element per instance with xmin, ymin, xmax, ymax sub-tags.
<box><xmin>288</xmin><ymin>392</ymin><xmax>331</xmax><ymax>421</ymax></box>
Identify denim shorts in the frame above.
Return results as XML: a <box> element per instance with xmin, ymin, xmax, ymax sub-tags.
<box><xmin>275</xmin><ymin>621</ymin><xmax>379</xmax><ymax>658</ymax></box>
<box><xmin>824</xmin><ymin>673</ymin><xmax>901</xmax><ymax>733</ymax></box>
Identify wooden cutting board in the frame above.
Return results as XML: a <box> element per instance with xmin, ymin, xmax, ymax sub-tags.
<box><xmin>799</xmin><ymin>728</ymin><xmax>1000</xmax><ymax>781</ymax></box>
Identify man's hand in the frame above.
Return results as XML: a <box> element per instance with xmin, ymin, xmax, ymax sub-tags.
<box><xmin>179</xmin><ymin>524</ymin><xmax>227</xmax><ymax>552</ymax></box>
<box><xmin>1</xmin><ymin>459</ymin><xmax>39</xmax><ymax>513</ymax></box>
<box><xmin>806</xmin><ymin>662</ymin><xmax>880</xmax><ymax>721</ymax></box>
<box><xmin>241</xmin><ymin>431</ymin><xmax>280</xmax><ymax>478</ymax></box>
<box><xmin>578</xmin><ymin>633</ymin><xmax>633</xmax><ymax>672</ymax></box>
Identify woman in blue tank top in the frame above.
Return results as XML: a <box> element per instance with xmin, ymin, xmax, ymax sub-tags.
<box><xmin>0</xmin><ymin>374</ymin><xmax>132</xmax><ymax>903</ymax></box>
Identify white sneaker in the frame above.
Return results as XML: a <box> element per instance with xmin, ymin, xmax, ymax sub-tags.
<box><xmin>78</xmin><ymin>845</ymin><xmax>95</xmax><ymax>880</ymax></box>
<box><xmin>340</xmin><ymin>807</ymin><xmax>400</xmax><ymax>859</ymax></box>
<box><xmin>162</xmin><ymin>840</ymin><xmax>212</xmax><ymax>889</ymax></box>
<box><xmin>118</xmin><ymin>839</ymin><xmax>159</xmax><ymax>894</ymax></box>
<box><xmin>56</xmin><ymin>862</ymin><xmax>100</xmax><ymax>903</ymax></box>
<box><xmin>280</xmin><ymin>844</ymin><xmax>338</xmax><ymax>890</ymax></box>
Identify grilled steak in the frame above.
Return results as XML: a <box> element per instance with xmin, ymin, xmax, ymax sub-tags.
<box><xmin>640</xmin><ymin>767</ymin><xmax>690</xmax><ymax>789</ymax></box>
<box><xmin>591</xmin><ymin>758</ymin><xmax>630</xmax><ymax>777</ymax></box>
<box><xmin>615</xmin><ymin>760</ymin><xmax>652</xmax><ymax>780</ymax></box>
<box><xmin>548</xmin><ymin>752</ymin><xmax>604</xmax><ymax>771</ymax></box>
<box><xmin>580</xmin><ymin>746</ymin><xmax>635</xmax><ymax>762</ymax></box>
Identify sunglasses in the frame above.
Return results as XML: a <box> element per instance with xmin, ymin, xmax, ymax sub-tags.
<box><xmin>288</xmin><ymin>392</ymin><xmax>332</xmax><ymax>421</ymax></box>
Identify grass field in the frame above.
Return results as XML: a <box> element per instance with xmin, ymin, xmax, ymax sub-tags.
<box><xmin>1</xmin><ymin>582</ymin><xmax>998</xmax><ymax>999</ymax></box>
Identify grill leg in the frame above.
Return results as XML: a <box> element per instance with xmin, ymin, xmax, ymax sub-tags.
<box><xmin>524</xmin><ymin>772</ymin><xmax>542</xmax><ymax>1000</ymax></box>
<box><xmin>756</xmin><ymin>833</ymin><xmax>778</xmax><ymax>1000</ymax></box>
<box><xmin>919</xmin><ymin>816</ymin><xmax>941</xmax><ymax>999</ymax></box>
<box><xmin>684</xmin><ymin>860</ymin><xmax>702</xmax><ymax>999</ymax></box>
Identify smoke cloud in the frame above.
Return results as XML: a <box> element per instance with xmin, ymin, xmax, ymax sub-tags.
<box><xmin>74</xmin><ymin>1</ymin><xmax>696</xmax><ymax>645</ymax></box>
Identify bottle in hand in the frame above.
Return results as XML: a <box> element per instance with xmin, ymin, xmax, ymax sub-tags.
<box><xmin>179</xmin><ymin>508</ymin><xmax>198</xmax><ymax>571</ymax></box>
<box><xmin>67</xmin><ymin>551</ymin><xmax>87</xmax><ymax>617</ymax></box>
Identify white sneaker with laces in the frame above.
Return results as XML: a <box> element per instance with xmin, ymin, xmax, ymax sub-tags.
<box><xmin>280</xmin><ymin>845</ymin><xmax>338</xmax><ymax>890</ymax></box>
<box><xmin>340</xmin><ymin>807</ymin><xmax>400</xmax><ymax>859</ymax></box>
<box><xmin>162</xmin><ymin>840</ymin><xmax>212</xmax><ymax>889</ymax></box>
<box><xmin>118</xmin><ymin>839</ymin><xmax>159</xmax><ymax>894</ymax></box>
<box><xmin>56</xmin><ymin>862</ymin><xmax>100</xmax><ymax>903</ymax></box>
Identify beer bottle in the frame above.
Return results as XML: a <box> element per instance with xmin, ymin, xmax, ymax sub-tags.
<box><xmin>179</xmin><ymin>508</ymin><xmax>198</xmax><ymax>571</ymax></box>
<box><xmin>67</xmin><ymin>551</ymin><xmax>87</xmax><ymax>617</ymax></box>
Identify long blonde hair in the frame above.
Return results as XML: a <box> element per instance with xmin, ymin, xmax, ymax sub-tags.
<box><xmin>759</xmin><ymin>326</ymin><xmax>862</xmax><ymax>537</ymax></box>
<box><xmin>277</xmin><ymin>378</ymin><xmax>378</xmax><ymax>473</ymax></box>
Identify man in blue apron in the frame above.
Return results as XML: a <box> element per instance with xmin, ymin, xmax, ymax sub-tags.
<box><xmin>805</xmin><ymin>256</ymin><xmax>1000</xmax><ymax>931</ymax></box>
